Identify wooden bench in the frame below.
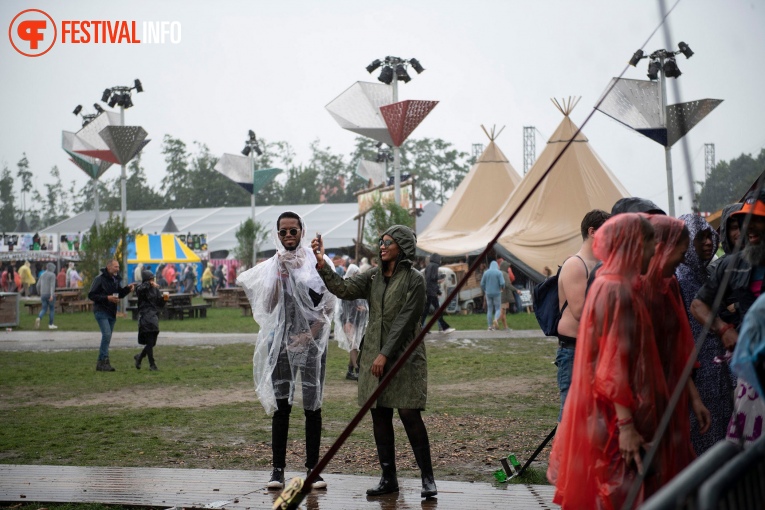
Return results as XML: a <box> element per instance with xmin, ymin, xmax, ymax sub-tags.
<box><xmin>23</xmin><ymin>301</ymin><xmax>42</xmax><ymax>315</ymax></box>
<box><xmin>63</xmin><ymin>300</ymin><xmax>92</xmax><ymax>313</ymax></box>
<box><xmin>168</xmin><ymin>304</ymin><xmax>210</xmax><ymax>320</ymax></box>
<box><xmin>238</xmin><ymin>300</ymin><xmax>252</xmax><ymax>316</ymax></box>
<box><xmin>202</xmin><ymin>295</ymin><xmax>221</xmax><ymax>308</ymax></box>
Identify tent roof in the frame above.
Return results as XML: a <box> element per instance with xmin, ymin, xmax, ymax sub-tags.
<box><xmin>42</xmin><ymin>201</ymin><xmax>441</xmax><ymax>255</ymax></box>
<box><xmin>417</xmin><ymin>103</ymin><xmax>629</xmax><ymax>281</ymax></box>
<box><xmin>162</xmin><ymin>216</ymin><xmax>179</xmax><ymax>233</ymax></box>
<box><xmin>418</xmin><ymin>131</ymin><xmax>522</xmax><ymax>238</ymax></box>
<box><xmin>128</xmin><ymin>234</ymin><xmax>200</xmax><ymax>264</ymax></box>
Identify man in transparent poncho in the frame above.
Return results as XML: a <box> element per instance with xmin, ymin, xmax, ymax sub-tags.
<box><xmin>237</xmin><ymin>211</ymin><xmax>336</xmax><ymax>491</ymax></box>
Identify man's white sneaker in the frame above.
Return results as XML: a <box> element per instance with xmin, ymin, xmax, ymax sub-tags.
<box><xmin>443</xmin><ymin>327</ymin><xmax>456</xmax><ymax>334</ymax></box>
<box><xmin>34</xmin><ymin>318</ymin><xmax>40</xmax><ymax>329</ymax></box>
<box><xmin>48</xmin><ymin>324</ymin><xmax>58</xmax><ymax>330</ymax></box>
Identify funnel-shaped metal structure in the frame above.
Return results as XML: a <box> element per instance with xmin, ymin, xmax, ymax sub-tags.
<box><xmin>325</xmin><ymin>81</ymin><xmax>394</xmax><ymax>146</ymax></box>
<box><xmin>596</xmin><ymin>78</ymin><xmax>722</xmax><ymax>147</ymax></box>
<box><xmin>356</xmin><ymin>159</ymin><xmax>387</xmax><ymax>186</ymax></box>
<box><xmin>99</xmin><ymin>125</ymin><xmax>150</xmax><ymax>165</ymax></box>
<box><xmin>71</xmin><ymin>111</ymin><xmax>122</xmax><ymax>163</ymax></box>
<box><xmin>62</xmin><ymin>131</ymin><xmax>113</xmax><ymax>179</ymax></box>
<box><xmin>380</xmin><ymin>100</ymin><xmax>439</xmax><ymax>147</ymax></box>
<box><xmin>213</xmin><ymin>153</ymin><xmax>281</xmax><ymax>194</ymax></box>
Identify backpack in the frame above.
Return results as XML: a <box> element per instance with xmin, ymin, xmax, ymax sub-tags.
<box><xmin>533</xmin><ymin>256</ymin><xmax>588</xmax><ymax>337</ymax></box>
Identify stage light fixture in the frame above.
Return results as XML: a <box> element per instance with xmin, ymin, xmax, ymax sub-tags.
<box><xmin>378</xmin><ymin>66</ymin><xmax>394</xmax><ymax>84</ymax></box>
<box><xmin>628</xmin><ymin>49</ymin><xmax>644</xmax><ymax>67</ymax></box>
<box><xmin>647</xmin><ymin>59</ymin><xmax>661</xmax><ymax>80</ymax></box>
<box><xmin>366</xmin><ymin>59</ymin><xmax>382</xmax><ymax>73</ymax></box>
<box><xmin>108</xmin><ymin>95</ymin><xmax>118</xmax><ymax>108</ymax></box>
<box><xmin>73</xmin><ymin>105</ymin><xmax>82</xmax><ymax>115</ymax></box>
<box><xmin>134</xmin><ymin>79</ymin><xmax>143</xmax><ymax>92</ymax></box>
<box><xmin>254</xmin><ymin>145</ymin><xmax>263</xmax><ymax>156</ymax></box>
<box><xmin>395</xmin><ymin>64</ymin><xmax>411</xmax><ymax>83</ymax></box>
<box><xmin>122</xmin><ymin>94</ymin><xmax>134</xmax><ymax>108</ymax></box>
<box><xmin>663</xmin><ymin>57</ymin><xmax>682</xmax><ymax>78</ymax></box>
<box><xmin>93</xmin><ymin>103</ymin><xmax>105</xmax><ymax>114</ymax></box>
<box><xmin>241</xmin><ymin>146</ymin><xmax>251</xmax><ymax>156</ymax></box>
<box><xmin>678</xmin><ymin>41</ymin><xmax>693</xmax><ymax>59</ymax></box>
<box><xmin>101</xmin><ymin>89</ymin><xmax>111</xmax><ymax>102</ymax></box>
<box><xmin>248</xmin><ymin>130</ymin><xmax>256</xmax><ymax>141</ymax></box>
<box><xmin>409</xmin><ymin>58</ymin><xmax>425</xmax><ymax>74</ymax></box>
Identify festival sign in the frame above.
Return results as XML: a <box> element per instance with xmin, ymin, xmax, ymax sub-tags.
<box><xmin>176</xmin><ymin>233</ymin><xmax>209</xmax><ymax>259</ymax></box>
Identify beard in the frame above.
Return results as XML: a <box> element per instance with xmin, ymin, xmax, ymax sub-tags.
<box><xmin>743</xmin><ymin>241</ymin><xmax>765</xmax><ymax>266</ymax></box>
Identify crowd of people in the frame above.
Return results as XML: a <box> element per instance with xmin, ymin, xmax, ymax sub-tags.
<box><xmin>6</xmin><ymin>188</ymin><xmax>764</xmax><ymax>504</ymax></box>
<box><xmin>547</xmin><ymin>190</ymin><xmax>765</xmax><ymax>509</ymax></box>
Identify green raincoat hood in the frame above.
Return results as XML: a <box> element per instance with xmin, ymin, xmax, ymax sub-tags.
<box><xmin>381</xmin><ymin>225</ymin><xmax>417</xmax><ymax>261</ymax></box>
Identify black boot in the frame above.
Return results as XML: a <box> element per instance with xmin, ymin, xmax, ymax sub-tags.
<box><xmin>412</xmin><ymin>443</ymin><xmax>437</xmax><ymax>498</ymax></box>
<box><xmin>366</xmin><ymin>441</ymin><xmax>399</xmax><ymax>496</ymax></box>
<box><xmin>134</xmin><ymin>353</ymin><xmax>142</xmax><ymax>370</ymax></box>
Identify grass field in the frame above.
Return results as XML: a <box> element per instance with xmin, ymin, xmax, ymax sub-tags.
<box><xmin>13</xmin><ymin>298</ymin><xmax>542</xmax><ymax>333</ymax></box>
<box><xmin>0</xmin><ymin>334</ymin><xmax>557</xmax><ymax>485</ymax></box>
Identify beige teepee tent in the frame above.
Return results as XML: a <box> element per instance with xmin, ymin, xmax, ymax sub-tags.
<box><xmin>419</xmin><ymin>98</ymin><xmax>629</xmax><ymax>281</ymax></box>
<box><xmin>418</xmin><ymin>125</ymin><xmax>522</xmax><ymax>248</ymax></box>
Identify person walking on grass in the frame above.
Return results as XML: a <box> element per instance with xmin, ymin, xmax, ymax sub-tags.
<box><xmin>481</xmin><ymin>260</ymin><xmax>504</xmax><ymax>330</ymax></box>
<box><xmin>312</xmin><ymin>225</ymin><xmax>438</xmax><ymax>499</ymax></box>
<box><xmin>420</xmin><ymin>253</ymin><xmax>455</xmax><ymax>335</ymax></box>
<box><xmin>238</xmin><ymin>211</ymin><xmax>335</xmax><ymax>491</ymax></box>
<box><xmin>134</xmin><ymin>270</ymin><xmax>166</xmax><ymax>371</ymax></box>
<box><xmin>88</xmin><ymin>259</ymin><xmax>135</xmax><ymax>372</ymax></box>
<box><xmin>35</xmin><ymin>263</ymin><xmax>57</xmax><ymax>330</ymax></box>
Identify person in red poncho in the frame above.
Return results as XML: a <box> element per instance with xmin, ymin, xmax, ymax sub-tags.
<box><xmin>548</xmin><ymin>213</ymin><xmax>664</xmax><ymax>509</ymax></box>
<box><xmin>641</xmin><ymin>215</ymin><xmax>710</xmax><ymax>483</ymax></box>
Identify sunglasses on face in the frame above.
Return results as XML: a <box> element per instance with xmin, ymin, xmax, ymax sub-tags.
<box><xmin>278</xmin><ymin>228</ymin><xmax>301</xmax><ymax>238</ymax></box>
<box><xmin>379</xmin><ymin>239</ymin><xmax>395</xmax><ymax>248</ymax></box>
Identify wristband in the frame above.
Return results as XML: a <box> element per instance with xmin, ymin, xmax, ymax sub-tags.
<box><xmin>616</xmin><ymin>417</ymin><xmax>633</xmax><ymax>428</ymax></box>
<box><xmin>717</xmin><ymin>323</ymin><xmax>734</xmax><ymax>337</ymax></box>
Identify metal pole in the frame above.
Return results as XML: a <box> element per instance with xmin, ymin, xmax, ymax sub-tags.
<box><xmin>92</xmin><ymin>177</ymin><xmax>100</xmax><ymax>234</ymax></box>
<box><xmin>659</xmin><ymin>59</ymin><xmax>675</xmax><ymax>217</ymax></box>
<box><xmin>392</xmin><ymin>76</ymin><xmax>401</xmax><ymax>205</ymax></box>
<box><xmin>119</xmin><ymin>105</ymin><xmax>128</xmax><ymax>307</ymax></box>
<box><xmin>250</xmin><ymin>151</ymin><xmax>257</xmax><ymax>267</ymax></box>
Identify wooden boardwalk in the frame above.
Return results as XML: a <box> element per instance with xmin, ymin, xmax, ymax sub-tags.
<box><xmin>0</xmin><ymin>465</ymin><xmax>559</xmax><ymax>509</ymax></box>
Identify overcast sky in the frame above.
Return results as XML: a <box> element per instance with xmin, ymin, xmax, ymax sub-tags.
<box><xmin>2</xmin><ymin>0</ymin><xmax>764</xmax><ymax>217</ymax></box>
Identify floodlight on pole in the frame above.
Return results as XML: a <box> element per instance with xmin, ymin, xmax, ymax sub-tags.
<box><xmin>365</xmin><ymin>55</ymin><xmax>425</xmax><ymax>204</ymax></box>
<box><xmin>618</xmin><ymin>41</ymin><xmax>699</xmax><ymax>216</ymax></box>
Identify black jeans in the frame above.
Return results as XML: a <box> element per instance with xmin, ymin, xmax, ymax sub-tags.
<box><xmin>420</xmin><ymin>294</ymin><xmax>450</xmax><ymax>331</ymax></box>
<box><xmin>137</xmin><ymin>331</ymin><xmax>158</xmax><ymax>366</ymax></box>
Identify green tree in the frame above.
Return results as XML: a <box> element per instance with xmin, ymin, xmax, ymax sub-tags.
<box><xmin>125</xmin><ymin>154</ymin><xmax>164</xmax><ymax>210</ymax></box>
<box><xmin>406</xmin><ymin>138</ymin><xmax>470</xmax><ymax>204</ymax></box>
<box><xmin>697</xmin><ymin>149</ymin><xmax>765</xmax><ymax>212</ymax></box>
<box><xmin>160</xmin><ymin>135</ymin><xmax>191</xmax><ymax>207</ymax></box>
<box><xmin>308</xmin><ymin>139</ymin><xmax>350</xmax><ymax>203</ymax></box>
<box><xmin>0</xmin><ymin>164</ymin><xmax>17</xmax><ymax>230</ymax></box>
<box><xmin>233</xmin><ymin>218</ymin><xmax>270</xmax><ymax>269</ymax></box>
<box><xmin>363</xmin><ymin>198</ymin><xmax>414</xmax><ymax>247</ymax></box>
<box><xmin>77</xmin><ymin>214</ymin><xmax>138</xmax><ymax>291</ymax></box>
<box><xmin>16</xmin><ymin>154</ymin><xmax>33</xmax><ymax>215</ymax></box>
<box><xmin>72</xmin><ymin>178</ymin><xmax>120</xmax><ymax>214</ymax></box>
<box><xmin>282</xmin><ymin>165</ymin><xmax>321</xmax><ymax>204</ymax></box>
<box><xmin>41</xmin><ymin>166</ymin><xmax>70</xmax><ymax>227</ymax></box>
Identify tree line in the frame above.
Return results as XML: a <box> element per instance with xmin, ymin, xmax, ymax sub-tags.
<box><xmin>0</xmin><ymin>135</ymin><xmax>472</xmax><ymax>232</ymax></box>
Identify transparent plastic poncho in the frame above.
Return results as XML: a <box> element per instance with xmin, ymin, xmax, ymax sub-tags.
<box><xmin>237</xmin><ymin>214</ymin><xmax>336</xmax><ymax>415</ymax></box>
<box><xmin>333</xmin><ymin>264</ymin><xmax>369</xmax><ymax>351</ymax></box>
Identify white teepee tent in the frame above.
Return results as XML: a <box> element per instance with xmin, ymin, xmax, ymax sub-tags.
<box><xmin>419</xmin><ymin>98</ymin><xmax>629</xmax><ymax>281</ymax></box>
<box><xmin>418</xmin><ymin>125</ymin><xmax>522</xmax><ymax>248</ymax></box>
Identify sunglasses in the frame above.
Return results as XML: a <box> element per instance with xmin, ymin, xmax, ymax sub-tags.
<box><xmin>278</xmin><ymin>228</ymin><xmax>301</xmax><ymax>238</ymax></box>
<box><xmin>379</xmin><ymin>239</ymin><xmax>395</xmax><ymax>248</ymax></box>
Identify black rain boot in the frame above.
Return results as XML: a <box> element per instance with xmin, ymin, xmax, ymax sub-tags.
<box><xmin>366</xmin><ymin>440</ymin><xmax>399</xmax><ymax>496</ymax></box>
<box><xmin>413</xmin><ymin>443</ymin><xmax>438</xmax><ymax>498</ymax></box>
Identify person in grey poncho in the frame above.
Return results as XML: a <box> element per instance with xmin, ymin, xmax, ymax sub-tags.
<box><xmin>312</xmin><ymin>225</ymin><xmax>437</xmax><ymax>499</ymax></box>
<box><xmin>237</xmin><ymin>211</ymin><xmax>335</xmax><ymax>491</ymax></box>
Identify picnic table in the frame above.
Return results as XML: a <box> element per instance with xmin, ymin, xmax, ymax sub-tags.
<box><xmin>217</xmin><ymin>287</ymin><xmax>245</xmax><ymax>307</ymax></box>
<box><xmin>127</xmin><ymin>293</ymin><xmax>207</xmax><ymax>321</ymax></box>
<box><xmin>55</xmin><ymin>290</ymin><xmax>82</xmax><ymax>313</ymax></box>
<box><xmin>202</xmin><ymin>295</ymin><xmax>220</xmax><ymax>308</ymax></box>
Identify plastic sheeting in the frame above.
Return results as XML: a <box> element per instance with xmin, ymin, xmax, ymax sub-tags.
<box><xmin>333</xmin><ymin>264</ymin><xmax>369</xmax><ymax>352</ymax></box>
<box><xmin>237</xmin><ymin>213</ymin><xmax>336</xmax><ymax>414</ymax></box>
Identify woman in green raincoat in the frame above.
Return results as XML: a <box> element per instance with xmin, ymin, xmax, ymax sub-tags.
<box><xmin>312</xmin><ymin>225</ymin><xmax>436</xmax><ymax>499</ymax></box>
